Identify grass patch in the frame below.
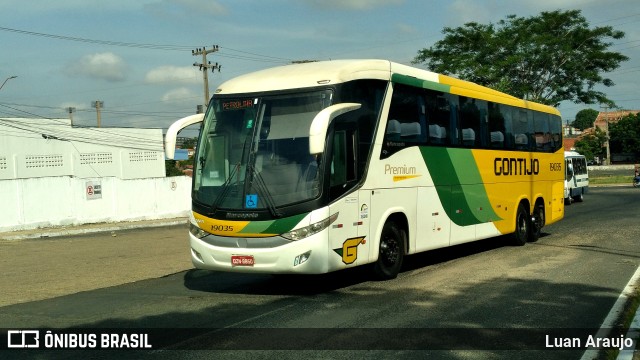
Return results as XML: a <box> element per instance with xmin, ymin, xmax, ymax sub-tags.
<box><xmin>589</xmin><ymin>175</ymin><xmax>633</xmax><ymax>185</ymax></box>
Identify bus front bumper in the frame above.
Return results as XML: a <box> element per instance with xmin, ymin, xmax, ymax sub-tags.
<box><xmin>188</xmin><ymin>232</ymin><xmax>331</xmax><ymax>274</ymax></box>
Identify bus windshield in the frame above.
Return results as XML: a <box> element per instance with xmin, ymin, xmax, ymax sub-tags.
<box><xmin>194</xmin><ymin>90</ymin><xmax>333</xmax><ymax>213</ymax></box>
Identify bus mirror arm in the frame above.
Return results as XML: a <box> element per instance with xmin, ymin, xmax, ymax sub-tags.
<box><xmin>309</xmin><ymin>103</ymin><xmax>361</xmax><ymax>154</ymax></box>
<box><xmin>164</xmin><ymin>113</ymin><xmax>205</xmax><ymax>159</ymax></box>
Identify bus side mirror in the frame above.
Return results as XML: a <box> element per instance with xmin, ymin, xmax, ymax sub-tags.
<box><xmin>165</xmin><ymin>113</ymin><xmax>204</xmax><ymax>159</ymax></box>
<box><xmin>309</xmin><ymin>103</ymin><xmax>361</xmax><ymax>155</ymax></box>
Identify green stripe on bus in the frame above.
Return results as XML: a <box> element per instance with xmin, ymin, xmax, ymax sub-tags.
<box><xmin>391</xmin><ymin>74</ymin><xmax>450</xmax><ymax>93</ymax></box>
<box><xmin>419</xmin><ymin>147</ymin><xmax>501</xmax><ymax>226</ymax></box>
<box><xmin>238</xmin><ymin>213</ymin><xmax>307</xmax><ymax>235</ymax></box>
<box><xmin>262</xmin><ymin>213</ymin><xmax>308</xmax><ymax>234</ymax></box>
<box><xmin>239</xmin><ymin>220</ymin><xmax>275</xmax><ymax>234</ymax></box>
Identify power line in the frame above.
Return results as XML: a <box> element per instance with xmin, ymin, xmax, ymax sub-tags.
<box><xmin>0</xmin><ymin>118</ymin><xmax>164</xmax><ymax>151</ymax></box>
<box><xmin>0</xmin><ymin>26</ymin><xmax>192</xmax><ymax>51</ymax></box>
<box><xmin>0</xmin><ymin>26</ymin><xmax>292</xmax><ymax>64</ymax></box>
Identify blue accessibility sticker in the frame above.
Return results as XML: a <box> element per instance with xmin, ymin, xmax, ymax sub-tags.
<box><xmin>245</xmin><ymin>194</ymin><xmax>258</xmax><ymax>208</ymax></box>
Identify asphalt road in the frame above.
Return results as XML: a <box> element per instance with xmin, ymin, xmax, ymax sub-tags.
<box><xmin>1</xmin><ymin>186</ymin><xmax>640</xmax><ymax>360</ymax></box>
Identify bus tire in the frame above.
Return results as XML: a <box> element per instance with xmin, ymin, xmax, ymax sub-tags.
<box><xmin>512</xmin><ymin>203</ymin><xmax>529</xmax><ymax>246</ymax></box>
<box><xmin>573</xmin><ymin>192</ymin><xmax>584</xmax><ymax>202</ymax></box>
<box><xmin>529</xmin><ymin>204</ymin><xmax>544</xmax><ymax>242</ymax></box>
<box><xmin>373</xmin><ymin>221</ymin><xmax>405</xmax><ymax>280</ymax></box>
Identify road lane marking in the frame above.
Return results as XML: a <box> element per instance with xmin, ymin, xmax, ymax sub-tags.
<box><xmin>581</xmin><ymin>264</ymin><xmax>640</xmax><ymax>360</ymax></box>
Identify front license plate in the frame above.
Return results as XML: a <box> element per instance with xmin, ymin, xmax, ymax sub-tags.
<box><xmin>231</xmin><ymin>255</ymin><xmax>255</xmax><ymax>267</ymax></box>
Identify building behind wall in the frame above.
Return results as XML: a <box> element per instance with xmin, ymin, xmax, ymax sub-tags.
<box><xmin>0</xmin><ymin>118</ymin><xmax>165</xmax><ymax>180</ymax></box>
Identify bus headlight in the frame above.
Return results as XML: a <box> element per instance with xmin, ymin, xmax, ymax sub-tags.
<box><xmin>189</xmin><ymin>222</ymin><xmax>210</xmax><ymax>239</ymax></box>
<box><xmin>282</xmin><ymin>213</ymin><xmax>338</xmax><ymax>241</ymax></box>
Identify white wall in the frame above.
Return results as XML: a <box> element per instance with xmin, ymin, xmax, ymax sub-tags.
<box><xmin>0</xmin><ymin>176</ymin><xmax>192</xmax><ymax>232</ymax></box>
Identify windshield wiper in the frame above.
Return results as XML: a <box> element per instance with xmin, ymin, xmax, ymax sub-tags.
<box><xmin>247</xmin><ymin>163</ymin><xmax>282</xmax><ymax>218</ymax></box>
<box><xmin>211</xmin><ymin>162</ymin><xmax>241</xmax><ymax>210</ymax></box>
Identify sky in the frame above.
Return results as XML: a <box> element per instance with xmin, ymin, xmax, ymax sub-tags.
<box><xmin>1</xmin><ymin>0</ymin><xmax>639</xmax><ymax>137</ymax></box>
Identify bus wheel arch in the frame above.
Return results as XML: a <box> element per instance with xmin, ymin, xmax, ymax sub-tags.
<box><xmin>372</xmin><ymin>213</ymin><xmax>407</xmax><ymax>280</ymax></box>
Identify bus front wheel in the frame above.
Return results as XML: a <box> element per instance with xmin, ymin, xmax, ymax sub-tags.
<box><xmin>373</xmin><ymin>221</ymin><xmax>405</xmax><ymax>280</ymax></box>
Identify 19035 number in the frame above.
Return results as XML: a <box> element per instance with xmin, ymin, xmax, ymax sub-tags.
<box><xmin>211</xmin><ymin>225</ymin><xmax>234</xmax><ymax>232</ymax></box>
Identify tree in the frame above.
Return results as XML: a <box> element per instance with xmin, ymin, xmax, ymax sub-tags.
<box><xmin>574</xmin><ymin>127</ymin><xmax>607</xmax><ymax>162</ymax></box>
<box><xmin>165</xmin><ymin>160</ymin><xmax>184</xmax><ymax>177</ymax></box>
<box><xmin>572</xmin><ymin>109</ymin><xmax>599</xmax><ymax>131</ymax></box>
<box><xmin>412</xmin><ymin>10</ymin><xmax>628</xmax><ymax>106</ymax></box>
<box><xmin>181</xmin><ymin>137</ymin><xmax>197</xmax><ymax>149</ymax></box>
<box><xmin>609</xmin><ymin>113</ymin><xmax>640</xmax><ymax>157</ymax></box>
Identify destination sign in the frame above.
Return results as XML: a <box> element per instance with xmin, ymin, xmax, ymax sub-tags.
<box><xmin>222</xmin><ymin>99</ymin><xmax>254</xmax><ymax>111</ymax></box>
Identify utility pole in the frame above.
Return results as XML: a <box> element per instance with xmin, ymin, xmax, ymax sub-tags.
<box><xmin>67</xmin><ymin>107</ymin><xmax>76</xmax><ymax>127</ymax></box>
<box><xmin>600</xmin><ymin>105</ymin><xmax>611</xmax><ymax>165</ymax></box>
<box><xmin>92</xmin><ymin>101</ymin><xmax>103</xmax><ymax>128</ymax></box>
<box><xmin>192</xmin><ymin>46</ymin><xmax>221</xmax><ymax>107</ymax></box>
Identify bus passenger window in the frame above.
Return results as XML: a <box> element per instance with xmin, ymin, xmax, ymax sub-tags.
<box><xmin>550</xmin><ymin>115</ymin><xmax>563</xmax><ymax>151</ymax></box>
<box><xmin>533</xmin><ymin>112</ymin><xmax>551</xmax><ymax>152</ymax></box>
<box><xmin>488</xmin><ymin>102</ymin><xmax>506</xmax><ymax>148</ymax></box>
<box><xmin>512</xmin><ymin>109</ymin><xmax>531</xmax><ymax>151</ymax></box>
<box><xmin>458</xmin><ymin>97</ymin><xmax>486</xmax><ymax>148</ymax></box>
<box><xmin>424</xmin><ymin>92</ymin><xmax>451</xmax><ymax>146</ymax></box>
<box><xmin>381</xmin><ymin>84</ymin><xmax>427</xmax><ymax>158</ymax></box>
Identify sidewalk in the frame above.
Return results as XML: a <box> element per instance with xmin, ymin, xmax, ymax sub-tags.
<box><xmin>0</xmin><ymin>217</ymin><xmax>188</xmax><ymax>241</ymax></box>
<box><xmin>0</xmin><ymin>219</ymin><xmax>192</xmax><ymax>307</ymax></box>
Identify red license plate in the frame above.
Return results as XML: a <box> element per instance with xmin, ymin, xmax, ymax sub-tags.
<box><xmin>231</xmin><ymin>255</ymin><xmax>255</xmax><ymax>267</ymax></box>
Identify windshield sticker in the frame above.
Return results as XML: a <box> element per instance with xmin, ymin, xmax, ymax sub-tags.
<box><xmin>245</xmin><ymin>194</ymin><xmax>258</xmax><ymax>209</ymax></box>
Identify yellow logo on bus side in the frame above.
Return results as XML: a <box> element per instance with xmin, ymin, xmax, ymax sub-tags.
<box><xmin>333</xmin><ymin>236</ymin><xmax>366</xmax><ymax>265</ymax></box>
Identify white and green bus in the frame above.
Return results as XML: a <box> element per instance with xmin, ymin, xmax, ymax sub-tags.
<box><xmin>165</xmin><ymin>59</ymin><xmax>565</xmax><ymax>280</ymax></box>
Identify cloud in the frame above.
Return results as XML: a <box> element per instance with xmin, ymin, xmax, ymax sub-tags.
<box><xmin>64</xmin><ymin>52</ymin><xmax>127</xmax><ymax>82</ymax></box>
<box><xmin>396</xmin><ymin>23</ymin><xmax>417</xmax><ymax>34</ymax></box>
<box><xmin>304</xmin><ymin>0</ymin><xmax>404</xmax><ymax>10</ymax></box>
<box><xmin>448</xmin><ymin>0</ymin><xmax>493</xmax><ymax>25</ymax></box>
<box><xmin>145</xmin><ymin>0</ymin><xmax>228</xmax><ymax>17</ymax></box>
<box><xmin>145</xmin><ymin>66</ymin><xmax>200</xmax><ymax>84</ymax></box>
<box><xmin>162</xmin><ymin>87</ymin><xmax>198</xmax><ymax>102</ymax></box>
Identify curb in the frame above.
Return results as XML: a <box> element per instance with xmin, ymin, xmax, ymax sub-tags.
<box><xmin>0</xmin><ymin>217</ymin><xmax>189</xmax><ymax>241</ymax></box>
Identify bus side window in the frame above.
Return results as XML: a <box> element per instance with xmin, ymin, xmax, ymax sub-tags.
<box><xmin>512</xmin><ymin>109</ymin><xmax>531</xmax><ymax>151</ymax></box>
<box><xmin>488</xmin><ymin>102</ymin><xmax>506</xmax><ymax>149</ymax></box>
<box><xmin>330</xmin><ymin>127</ymin><xmax>357</xmax><ymax>200</ymax></box>
<box><xmin>425</xmin><ymin>92</ymin><xmax>452</xmax><ymax>146</ymax></box>
<box><xmin>381</xmin><ymin>84</ymin><xmax>426</xmax><ymax>159</ymax></box>
<box><xmin>533</xmin><ymin>112</ymin><xmax>551</xmax><ymax>152</ymax></box>
<box><xmin>458</xmin><ymin>96</ymin><xmax>485</xmax><ymax>148</ymax></box>
<box><xmin>550</xmin><ymin>115</ymin><xmax>563</xmax><ymax>152</ymax></box>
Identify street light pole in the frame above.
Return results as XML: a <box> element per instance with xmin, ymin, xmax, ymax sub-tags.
<box><xmin>0</xmin><ymin>76</ymin><xmax>17</xmax><ymax>91</ymax></box>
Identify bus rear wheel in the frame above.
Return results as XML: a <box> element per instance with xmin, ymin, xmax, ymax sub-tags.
<box><xmin>373</xmin><ymin>221</ymin><xmax>405</xmax><ymax>280</ymax></box>
<box><xmin>512</xmin><ymin>203</ymin><xmax>530</xmax><ymax>246</ymax></box>
<box><xmin>529</xmin><ymin>204</ymin><xmax>544</xmax><ymax>242</ymax></box>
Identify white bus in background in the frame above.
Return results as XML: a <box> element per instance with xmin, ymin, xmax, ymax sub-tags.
<box><xmin>565</xmin><ymin>151</ymin><xmax>588</xmax><ymax>203</ymax></box>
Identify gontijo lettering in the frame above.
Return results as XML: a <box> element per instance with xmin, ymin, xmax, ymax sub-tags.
<box><xmin>494</xmin><ymin>157</ymin><xmax>539</xmax><ymax>176</ymax></box>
